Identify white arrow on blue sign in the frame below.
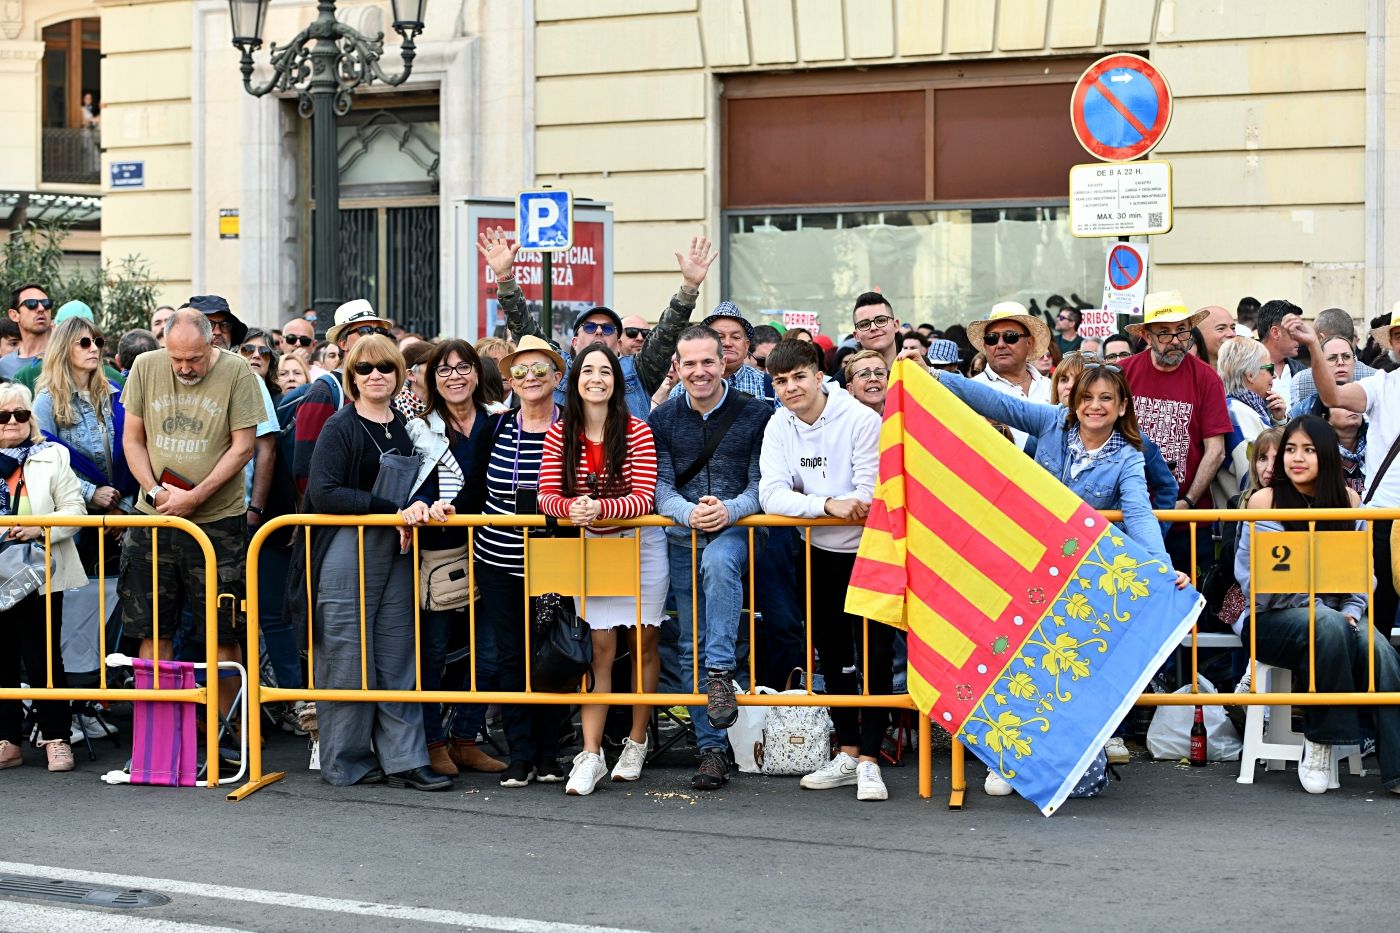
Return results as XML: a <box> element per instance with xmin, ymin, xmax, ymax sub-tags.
<box><xmin>516</xmin><ymin>189</ymin><xmax>574</xmax><ymax>252</ymax></box>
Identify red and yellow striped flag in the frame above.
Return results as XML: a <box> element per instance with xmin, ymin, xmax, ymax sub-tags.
<box><xmin>847</xmin><ymin>361</ymin><xmax>1201</xmax><ymax>814</ymax></box>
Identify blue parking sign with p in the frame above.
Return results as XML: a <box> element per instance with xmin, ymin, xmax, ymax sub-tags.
<box><xmin>516</xmin><ymin>189</ymin><xmax>573</xmax><ymax>252</ymax></box>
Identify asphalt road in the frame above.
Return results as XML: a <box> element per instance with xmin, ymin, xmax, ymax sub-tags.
<box><xmin>2</xmin><ymin>725</ymin><xmax>1397</xmax><ymax>933</ymax></box>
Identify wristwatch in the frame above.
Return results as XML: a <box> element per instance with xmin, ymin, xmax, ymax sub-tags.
<box><xmin>144</xmin><ymin>484</ymin><xmax>165</xmax><ymax>507</ymax></box>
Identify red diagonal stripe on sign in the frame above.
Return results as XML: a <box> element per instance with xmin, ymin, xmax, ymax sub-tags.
<box><xmin>1092</xmin><ymin>78</ymin><xmax>1151</xmax><ymax>138</ymax></box>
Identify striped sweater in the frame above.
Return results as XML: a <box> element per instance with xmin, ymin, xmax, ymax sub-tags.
<box><xmin>538</xmin><ymin>416</ymin><xmax>656</xmax><ymax>533</ymax></box>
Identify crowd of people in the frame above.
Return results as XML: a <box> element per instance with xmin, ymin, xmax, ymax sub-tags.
<box><xmin>2</xmin><ymin>242</ymin><xmax>1399</xmax><ymax>802</ymax></box>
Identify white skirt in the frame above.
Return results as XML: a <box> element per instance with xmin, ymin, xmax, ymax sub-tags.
<box><xmin>575</xmin><ymin>525</ymin><xmax>669</xmax><ymax>630</ymax></box>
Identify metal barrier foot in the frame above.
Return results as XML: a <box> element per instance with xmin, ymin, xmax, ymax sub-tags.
<box><xmin>947</xmin><ymin>787</ymin><xmax>966</xmax><ymax>810</ymax></box>
<box><xmin>227</xmin><ymin>771</ymin><xmax>285</xmax><ymax>801</ymax></box>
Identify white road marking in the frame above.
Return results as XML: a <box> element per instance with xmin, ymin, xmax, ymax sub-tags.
<box><xmin>0</xmin><ymin>860</ymin><xmax>654</xmax><ymax>933</ymax></box>
<box><xmin>0</xmin><ymin>901</ymin><xmax>253</xmax><ymax>933</ymax></box>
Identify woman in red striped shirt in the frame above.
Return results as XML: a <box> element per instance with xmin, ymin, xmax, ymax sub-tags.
<box><xmin>540</xmin><ymin>343</ymin><xmax>666</xmax><ymax>795</ymax></box>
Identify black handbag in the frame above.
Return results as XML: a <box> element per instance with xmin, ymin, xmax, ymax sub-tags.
<box><xmin>530</xmin><ymin>591</ymin><xmax>593</xmax><ymax>693</ymax></box>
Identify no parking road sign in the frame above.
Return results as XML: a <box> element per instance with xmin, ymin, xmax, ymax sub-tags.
<box><xmin>516</xmin><ymin>188</ymin><xmax>574</xmax><ymax>252</ymax></box>
<box><xmin>1107</xmin><ymin>244</ymin><xmax>1143</xmax><ymax>291</ymax></box>
<box><xmin>1071</xmin><ymin>53</ymin><xmax>1172</xmax><ymax>162</ymax></box>
<box><xmin>1101</xmin><ymin>242</ymin><xmax>1149</xmax><ymax>318</ymax></box>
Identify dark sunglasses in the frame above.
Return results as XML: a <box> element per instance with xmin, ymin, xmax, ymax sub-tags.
<box><xmin>17</xmin><ymin>298</ymin><xmax>52</xmax><ymax>311</ymax></box>
<box><xmin>77</xmin><ymin>335</ymin><xmax>105</xmax><ymax>350</ymax></box>
<box><xmin>352</xmin><ymin>361</ymin><xmax>396</xmax><ymax>376</ymax></box>
<box><xmin>283</xmin><ymin>334</ymin><xmax>314</xmax><ymax>347</ymax></box>
<box><xmin>239</xmin><ymin>344</ymin><xmax>272</xmax><ymax>358</ymax></box>
<box><xmin>1259</xmin><ymin>362</ymin><xmax>1276</xmax><ymax>374</ymax></box>
<box><xmin>624</xmin><ymin>327</ymin><xmax>651</xmax><ymax>340</ymax></box>
<box><xmin>351</xmin><ymin>325</ymin><xmax>391</xmax><ymax>338</ymax></box>
<box><xmin>0</xmin><ymin>409</ymin><xmax>32</xmax><ymax>424</ymax></box>
<box><xmin>578</xmin><ymin>321</ymin><xmax>617</xmax><ymax>337</ymax></box>
<box><xmin>1083</xmin><ymin>361</ymin><xmax>1122</xmax><ymax>373</ymax></box>
<box><xmin>209</xmin><ymin>319</ymin><xmax>236</xmax><ymax>333</ymax></box>
<box><xmin>983</xmin><ymin>331</ymin><xmax>1027</xmax><ymax>346</ymax></box>
<box><xmin>753</xmin><ymin>356</ymin><xmax>766</xmax><ymax>369</ymax></box>
<box><xmin>510</xmin><ymin>362</ymin><xmax>553</xmax><ymax>379</ymax></box>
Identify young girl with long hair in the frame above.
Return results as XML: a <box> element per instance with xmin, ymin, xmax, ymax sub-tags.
<box><xmin>1236</xmin><ymin>416</ymin><xmax>1400</xmax><ymax>795</ymax></box>
<box><xmin>538</xmin><ymin>343</ymin><xmax>666</xmax><ymax>795</ymax></box>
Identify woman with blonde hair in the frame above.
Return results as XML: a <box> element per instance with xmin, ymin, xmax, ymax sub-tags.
<box><xmin>1215</xmin><ymin>337</ymin><xmax>1286</xmax><ymax>504</ymax></box>
<box><xmin>34</xmin><ymin>317</ymin><xmax>135</xmax><ymax>574</ymax></box>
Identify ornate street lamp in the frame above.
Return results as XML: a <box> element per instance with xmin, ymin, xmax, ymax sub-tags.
<box><xmin>229</xmin><ymin>0</ymin><xmax>427</xmax><ymax>320</ymax></box>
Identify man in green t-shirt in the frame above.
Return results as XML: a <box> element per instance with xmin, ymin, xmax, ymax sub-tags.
<box><xmin>118</xmin><ymin>305</ymin><xmax>266</xmax><ymax>734</ymax></box>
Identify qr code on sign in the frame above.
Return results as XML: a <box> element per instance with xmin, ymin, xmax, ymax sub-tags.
<box><xmin>1147</xmin><ymin>212</ymin><xmax>1163</xmax><ymax>228</ymax></box>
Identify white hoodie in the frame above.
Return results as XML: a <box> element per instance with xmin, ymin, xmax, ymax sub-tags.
<box><xmin>759</xmin><ymin>384</ymin><xmax>881</xmax><ymax>553</ymax></box>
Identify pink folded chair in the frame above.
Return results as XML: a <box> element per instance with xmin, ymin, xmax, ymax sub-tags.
<box><xmin>129</xmin><ymin>658</ymin><xmax>198</xmax><ymax>787</ymax></box>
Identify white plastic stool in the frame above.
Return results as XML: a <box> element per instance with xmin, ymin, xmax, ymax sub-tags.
<box><xmin>1237</xmin><ymin>661</ymin><xmax>1363</xmax><ymax>787</ymax></box>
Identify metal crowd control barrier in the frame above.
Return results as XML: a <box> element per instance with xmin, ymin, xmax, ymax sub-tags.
<box><xmin>231</xmin><ymin>514</ymin><xmax>932</xmax><ymax>801</ymax></box>
<box><xmin>944</xmin><ymin>507</ymin><xmax>1400</xmax><ymax>810</ymax></box>
<box><xmin>0</xmin><ymin>515</ymin><xmax>227</xmax><ymax>786</ymax></box>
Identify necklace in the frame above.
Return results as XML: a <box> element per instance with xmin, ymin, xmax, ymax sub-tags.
<box><xmin>360</xmin><ymin>406</ymin><xmax>393</xmax><ymax>439</ymax></box>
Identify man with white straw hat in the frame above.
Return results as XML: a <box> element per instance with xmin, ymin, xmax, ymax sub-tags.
<box><xmin>966</xmin><ymin>301</ymin><xmax>1053</xmax><ymax>451</ymax></box>
<box><xmin>1120</xmin><ymin>289</ymin><xmax>1231</xmax><ymax>575</ymax></box>
<box><xmin>1289</xmin><ymin>303</ymin><xmax>1400</xmax><ymax>630</ymax></box>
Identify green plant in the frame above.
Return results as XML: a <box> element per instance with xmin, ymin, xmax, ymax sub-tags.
<box><xmin>1</xmin><ymin>221</ymin><xmax>161</xmax><ymax>336</ymax></box>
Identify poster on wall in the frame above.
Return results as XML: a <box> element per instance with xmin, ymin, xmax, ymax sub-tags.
<box><xmin>454</xmin><ymin>197</ymin><xmax>614</xmax><ymax>344</ymax></box>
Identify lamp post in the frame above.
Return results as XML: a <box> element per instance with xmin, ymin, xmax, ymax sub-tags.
<box><xmin>228</xmin><ymin>0</ymin><xmax>426</xmax><ymax>321</ymax></box>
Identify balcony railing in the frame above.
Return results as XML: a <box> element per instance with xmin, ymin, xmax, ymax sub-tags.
<box><xmin>41</xmin><ymin>127</ymin><xmax>101</xmax><ymax>185</ymax></box>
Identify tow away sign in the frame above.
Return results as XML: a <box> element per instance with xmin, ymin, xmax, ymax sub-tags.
<box><xmin>1069</xmin><ymin>161</ymin><xmax>1173</xmax><ymax>237</ymax></box>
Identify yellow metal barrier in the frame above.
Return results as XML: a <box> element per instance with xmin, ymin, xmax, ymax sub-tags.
<box><xmin>232</xmin><ymin>514</ymin><xmax>932</xmax><ymax>802</ymax></box>
<box><xmin>0</xmin><ymin>514</ymin><xmax>226</xmax><ymax>786</ymax></box>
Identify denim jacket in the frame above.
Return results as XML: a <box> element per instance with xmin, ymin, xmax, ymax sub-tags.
<box><xmin>33</xmin><ymin>387</ymin><xmax>119</xmax><ymax>507</ymax></box>
<box><xmin>939</xmin><ymin>373</ymin><xmax>1171</xmax><ymax>563</ymax></box>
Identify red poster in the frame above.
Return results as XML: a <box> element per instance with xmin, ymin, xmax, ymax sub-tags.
<box><xmin>478</xmin><ymin>219</ymin><xmax>608</xmax><ymax>343</ymax></box>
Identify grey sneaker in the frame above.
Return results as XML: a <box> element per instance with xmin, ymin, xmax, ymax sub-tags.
<box><xmin>705</xmin><ymin>673</ymin><xmax>738</xmax><ymax>729</ymax></box>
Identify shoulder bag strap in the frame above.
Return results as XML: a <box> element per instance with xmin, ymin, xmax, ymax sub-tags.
<box><xmin>1363</xmin><ymin>430</ymin><xmax>1400</xmax><ymax>504</ymax></box>
<box><xmin>673</xmin><ymin>396</ymin><xmax>745</xmax><ymax>491</ymax></box>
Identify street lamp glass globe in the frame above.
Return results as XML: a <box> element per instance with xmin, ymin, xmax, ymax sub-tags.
<box><xmin>390</xmin><ymin>0</ymin><xmax>427</xmax><ymax>34</ymax></box>
<box><xmin>228</xmin><ymin>0</ymin><xmax>269</xmax><ymax>47</ymax></box>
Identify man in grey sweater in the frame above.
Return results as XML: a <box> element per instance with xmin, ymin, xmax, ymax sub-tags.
<box><xmin>649</xmin><ymin>325</ymin><xmax>773</xmax><ymax>790</ymax></box>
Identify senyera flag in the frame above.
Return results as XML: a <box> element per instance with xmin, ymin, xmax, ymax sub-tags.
<box><xmin>846</xmin><ymin>361</ymin><xmax>1203</xmax><ymax>815</ymax></box>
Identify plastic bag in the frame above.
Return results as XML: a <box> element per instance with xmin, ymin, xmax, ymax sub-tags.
<box><xmin>728</xmin><ymin>684</ymin><xmax>775</xmax><ymax>774</ymax></box>
<box><xmin>1146</xmin><ymin>674</ymin><xmax>1242</xmax><ymax>761</ymax></box>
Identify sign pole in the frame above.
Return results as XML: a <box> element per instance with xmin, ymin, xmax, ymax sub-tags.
<box><xmin>542</xmin><ymin>251</ymin><xmax>554</xmax><ymax>342</ymax></box>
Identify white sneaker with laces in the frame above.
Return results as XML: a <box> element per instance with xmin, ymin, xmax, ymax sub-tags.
<box><xmin>984</xmin><ymin>770</ymin><xmax>1014</xmax><ymax>796</ymax></box>
<box><xmin>565</xmin><ymin>751</ymin><xmax>607</xmax><ymax>796</ymax></box>
<box><xmin>1298</xmin><ymin>739</ymin><xmax>1332</xmax><ymax>794</ymax></box>
<box><xmin>611</xmin><ymin>737</ymin><xmax>647</xmax><ymax>782</ymax></box>
<box><xmin>800</xmin><ymin>751</ymin><xmax>859</xmax><ymax>790</ymax></box>
<box><xmin>856</xmin><ymin>760</ymin><xmax>888</xmax><ymax>801</ymax></box>
<box><xmin>75</xmin><ymin>714</ymin><xmax>114</xmax><ymax>739</ymax></box>
<box><xmin>1103</xmin><ymin>736</ymin><xmax>1130</xmax><ymax>765</ymax></box>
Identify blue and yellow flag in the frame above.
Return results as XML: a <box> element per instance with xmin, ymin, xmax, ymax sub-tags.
<box><xmin>846</xmin><ymin>361</ymin><xmax>1203</xmax><ymax>815</ymax></box>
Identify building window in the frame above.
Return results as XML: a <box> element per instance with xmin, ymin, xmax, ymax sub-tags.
<box><xmin>41</xmin><ymin>18</ymin><xmax>101</xmax><ymax>185</ymax></box>
<box><xmin>722</xmin><ymin>60</ymin><xmax>1104</xmax><ymax>334</ymax></box>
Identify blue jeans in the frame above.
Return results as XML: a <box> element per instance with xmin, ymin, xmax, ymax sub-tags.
<box><xmin>1247</xmin><ymin>604</ymin><xmax>1400</xmax><ymax>788</ymax></box>
<box><xmin>667</xmin><ymin>526</ymin><xmax>759</xmax><ymax>753</ymax></box>
<box><xmin>754</xmin><ymin>526</ymin><xmax>805</xmax><ymax>690</ymax></box>
<box><xmin>420</xmin><ymin>605</ymin><xmax>494</xmax><ymax>745</ymax></box>
<box><xmin>257</xmin><ymin>544</ymin><xmax>304</xmax><ymax>690</ymax></box>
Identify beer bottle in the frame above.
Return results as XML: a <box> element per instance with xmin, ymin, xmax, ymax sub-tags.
<box><xmin>1189</xmin><ymin>705</ymin><xmax>1208</xmax><ymax>767</ymax></box>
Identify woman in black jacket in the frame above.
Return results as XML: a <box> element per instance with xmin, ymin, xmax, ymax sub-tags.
<box><xmin>303</xmin><ymin>334</ymin><xmax>449</xmax><ymax>791</ymax></box>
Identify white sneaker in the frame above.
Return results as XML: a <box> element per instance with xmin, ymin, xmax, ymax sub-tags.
<box><xmin>565</xmin><ymin>751</ymin><xmax>607</xmax><ymax>796</ymax></box>
<box><xmin>984</xmin><ymin>770</ymin><xmax>1014</xmax><ymax>796</ymax></box>
<box><xmin>610</xmin><ymin>737</ymin><xmax>647</xmax><ymax>782</ymax></box>
<box><xmin>856</xmin><ymin>760</ymin><xmax>888</xmax><ymax>801</ymax></box>
<box><xmin>1298</xmin><ymin>740</ymin><xmax>1332</xmax><ymax>794</ymax></box>
<box><xmin>800</xmin><ymin>751</ymin><xmax>859</xmax><ymax>790</ymax></box>
<box><xmin>1104</xmin><ymin>736</ymin><xmax>1130</xmax><ymax>765</ymax></box>
<box><xmin>75</xmin><ymin>714</ymin><xmax>114</xmax><ymax>739</ymax></box>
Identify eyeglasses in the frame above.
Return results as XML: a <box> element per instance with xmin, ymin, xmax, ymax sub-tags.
<box><xmin>351</xmin><ymin>325</ymin><xmax>390</xmax><ymax>338</ymax></box>
<box><xmin>352</xmin><ymin>361</ymin><xmax>396</xmax><ymax>376</ymax></box>
<box><xmin>510</xmin><ymin>362</ymin><xmax>553</xmax><ymax>379</ymax></box>
<box><xmin>1149</xmin><ymin>328</ymin><xmax>1193</xmax><ymax>345</ymax></box>
<box><xmin>983</xmin><ymin>331</ymin><xmax>1027</xmax><ymax>346</ymax></box>
<box><xmin>1258</xmin><ymin>362</ymin><xmax>1275</xmax><ymax>374</ymax></box>
<box><xmin>851</xmin><ymin>367</ymin><xmax>889</xmax><ymax>381</ymax></box>
<box><xmin>1324</xmin><ymin>353</ymin><xmax>1355</xmax><ymax>365</ymax></box>
<box><xmin>0</xmin><ymin>409</ymin><xmax>32</xmax><ymax>424</ymax></box>
<box><xmin>854</xmin><ymin>315</ymin><xmax>895</xmax><ymax>333</ymax></box>
<box><xmin>209</xmin><ymin>319</ymin><xmax>236</xmax><ymax>333</ymax></box>
<box><xmin>624</xmin><ymin>327</ymin><xmax>651</xmax><ymax>340</ymax></box>
<box><xmin>283</xmin><ymin>334</ymin><xmax>314</xmax><ymax>348</ymax></box>
<box><xmin>17</xmin><ymin>298</ymin><xmax>52</xmax><ymax>311</ymax></box>
<box><xmin>1102</xmin><ymin>350</ymin><xmax>1132</xmax><ymax>361</ymax></box>
<box><xmin>77</xmin><ymin>335</ymin><xmax>105</xmax><ymax>350</ymax></box>
<box><xmin>1057</xmin><ymin>314</ymin><xmax>1073</xmax><ymax>322</ymax></box>
<box><xmin>435</xmin><ymin>363</ymin><xmax>476</xmax><ymax>378</ymax></box>
<box><xmin>239</xmin><ymin>344</ymin><xmax>271</xmax><ymax>358</ymax></box>
<box><xmin>578</xmin><ymin>321</ymin><xmax>617</xmax><ymax>337</ymax></box>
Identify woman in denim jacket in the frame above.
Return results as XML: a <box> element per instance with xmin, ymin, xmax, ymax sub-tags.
<box><xmin>34</xmin><ymin>319</ymin><xmax>134</xmax><ymax>578</ymax></box>
<box><xmin>935</xmin><ymin>363</ymin><xmax>1186</xmax><ymax>581</ymax></box>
